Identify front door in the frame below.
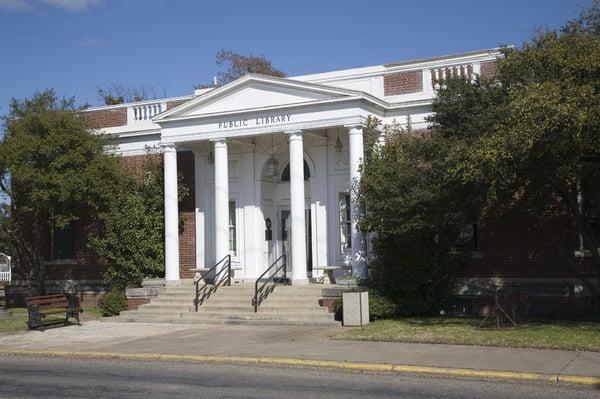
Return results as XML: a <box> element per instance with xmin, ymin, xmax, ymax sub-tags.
<box><xmin>281</xmin><ymin>209</ymin><xmax>313</xmax><ymax>275</ymax></box>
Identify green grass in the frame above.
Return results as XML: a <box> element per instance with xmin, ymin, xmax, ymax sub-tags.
<box><xmin>0</xmin><ymin>307</ymin><xmax>103</xmax><ymax>335</ymax></box>
<box><xmin>332</xmin><ymin>317</ymin><xmax>600</xmax><ymax>352</ymax></box>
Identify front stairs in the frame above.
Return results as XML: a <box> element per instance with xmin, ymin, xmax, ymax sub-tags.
<box><xmin>111</xmin><ymin>281</ymin><xmax>339</xmax><ymax>326</ymax></box>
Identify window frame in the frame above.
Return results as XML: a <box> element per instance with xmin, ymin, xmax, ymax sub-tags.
<box><xmin>50</xmin><ymin>222</ymin><xmax>76</xmax><ymax>261</ymax></box>
<box><xmin>339</xmin><ymin>192</ymin><xmax>352</xmax><ymax>254</ymax></box>
<box><xmin>228</xmin><ymin>200</ymin><xmax>237</xmax><ymax>257</ymax></box>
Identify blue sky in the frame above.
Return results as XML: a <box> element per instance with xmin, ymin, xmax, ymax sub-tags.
<box><xmin>0</xmin><ymin>0</ymin><xmax>591</xmax><ymax>114</ymax></box>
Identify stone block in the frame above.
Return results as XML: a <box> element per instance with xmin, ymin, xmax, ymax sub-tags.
<box><xmin>342</xmin><ymin>291</ymin><xmax>369</xmax><ymax>326</ymax></box>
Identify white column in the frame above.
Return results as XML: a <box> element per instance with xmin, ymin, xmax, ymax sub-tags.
<box><xmin>287</xmin><ymin>130</ymin><xmax>308</xmax><ymax>285</ymax></box>
<box><xmin>213</xmin><ymin>138</ymin><xmax>230</xmax><ymax>279</ymax></box>
<box><xmin>348</xmin><ymin>125</ymin><xmax>367</xmax><ymax>280</ymax></box>
<box><xmin>163</xmin><ymin>143</ymin><xmax>180</xmax><ymax>283</ymax></box>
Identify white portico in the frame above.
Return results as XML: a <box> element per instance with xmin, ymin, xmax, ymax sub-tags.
<box><xmin>154</xmin><ymin>74</ymin><xmax>379</xmax><ymax>284</ymax></box>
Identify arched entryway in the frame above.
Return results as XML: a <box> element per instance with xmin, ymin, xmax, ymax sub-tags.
<box><xmin>260</xmin><ymin>157</ymin><xmax>313</xmax><ymax>277</ymax></box>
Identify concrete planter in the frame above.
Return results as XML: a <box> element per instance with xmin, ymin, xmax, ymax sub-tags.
<box><xmin>342</xmin><ymin>291</ymin><xmax>369</xmax><ymax>326</ymax></box>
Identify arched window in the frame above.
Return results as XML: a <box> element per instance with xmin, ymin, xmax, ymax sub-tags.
<box><xmin>281</xmin><ymin>160</ymin><xmax>310</xmax><ymax>182</ymax></box>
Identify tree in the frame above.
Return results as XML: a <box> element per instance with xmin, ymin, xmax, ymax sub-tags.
<box><xmin>90</xmin><ymin>151</ymin><xmax>188</xmax><ymax>290</ymax></box>
<box><xmin>428</xmin><ymin>2</ymin><xmax>600</xmax><ymax>310</ymax></box>
<box><xmin>196</xmin><ymin>50</ymin><xmax>286</xmax><ymax>88</ymax></box>
<box><xmin>358</xmin><ymin>118</ymin><xmax>483</xmax><ymax>315</ymax></box>
<box><xmin>96</xmin><ymin>83</ymin><xmax>164</xmax><ymax>105</ymax></box>
<box><xmin>0</xmin><ymin>90</ymin><xmax>122</xmax><ymax>294</ymax></box>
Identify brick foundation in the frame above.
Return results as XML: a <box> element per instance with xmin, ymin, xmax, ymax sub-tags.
<box><xmin>127</xmin><ymin>297</ymin><xmax>151</xmax><ymax>310</ymax></box>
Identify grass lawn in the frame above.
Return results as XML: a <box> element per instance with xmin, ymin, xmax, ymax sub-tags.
<box><xmin>332</xmin><ymin>317</ymin><xmax>600</xmax><ymax>352</ymax></box>
<box><xmin>0</xmin><ymin>307</ymin><xmax>102</xmax><ymax>335</ymax></box>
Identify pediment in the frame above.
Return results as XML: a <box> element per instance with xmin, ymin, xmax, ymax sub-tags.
<box><xmin>155</xmin><ymin>74</ymin><xmax>362</xmax><ymax>121</ymax></box>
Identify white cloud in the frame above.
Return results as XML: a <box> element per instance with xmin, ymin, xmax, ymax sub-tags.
<box><xmin>41</xmin><ymin>0</ymin><xmax>102</xmax><ymax>12</ymax></box>
<box><xmin>73</xmin><ymin>37</ymin><xmax>104</xmax><ymax>48</ymax></box>
<box><xmin>0</xmin><ymin>0</ymin><xmax>33</xmax><ymax>11</ymax></box>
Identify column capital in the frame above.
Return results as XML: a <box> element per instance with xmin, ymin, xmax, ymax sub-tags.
<box><xmin>210</xmin><ymin>137</ymin><xmax>227</xmax><ymax>147</ymax></box>
<box><xmin>161</xmin><ymin>142</ymin><xmax>177</xmax><ymax>152</ymax></box>
<box><xmin>345</xmin><ymin>124</ymin><xmax>365</xmax><ymax>135</ymax></box>
<box><xmin>286</xmin><ymin>130</ymin><xmax>303</xmax><ymax>142</ymax></box>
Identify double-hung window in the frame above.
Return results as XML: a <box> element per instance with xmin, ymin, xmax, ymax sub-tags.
<box><xmin>339</xmin><ymin>193</ymin><xmax>351</xmax><ymax>253</ymax></box>
<box><xmin>229</xmin><ymin>200</ymin><xmax>237</xmax><ymax>256</ymax></box>
<box><xmin>51</xmin><ymin>223</ymin><xmax>76</xmax><ymax>260</ymax></box>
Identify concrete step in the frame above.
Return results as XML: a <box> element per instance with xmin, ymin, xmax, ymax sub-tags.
<box><xmin>121</xmin><ymin>309</ymin><xmax>335</xmax><ymax>322</ymax></box>
<box><xmin>106</xmin><ymin>315</ymin><xmax>339</xmax><ymax>327</ymax></box>
<box><xmin>121</xmin><ymin>282</ymin><xmax>336</xmax><ymax>327</ymax></box>
<box><xmin>140</xmin><ymin>304</ymin><xmax>329</xmax><ymax>314</ymax></box>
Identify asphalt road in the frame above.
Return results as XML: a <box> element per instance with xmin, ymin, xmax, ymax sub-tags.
<box><xmin>0</xmin><ymin>356</ymin><xmax>597</xmax><ymax>399</ymax></box>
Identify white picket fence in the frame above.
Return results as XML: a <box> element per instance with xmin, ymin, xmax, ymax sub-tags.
<box><xmin>0</xmin><ymin>253</ymin><xmax>11</xmax><ymax>283</ymax></box>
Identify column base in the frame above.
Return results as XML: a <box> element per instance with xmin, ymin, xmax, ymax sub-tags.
<box><xmin>291</xmin><ymin>278</ymin><xmax>309</xmax><ymax>286</ymax></box>
<box><xmin>165</xmin><ymin>279</ymin><xmax>181</xmax><ymax>286</ymax></box>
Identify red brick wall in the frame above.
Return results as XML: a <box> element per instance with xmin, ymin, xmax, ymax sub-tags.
<box><xmin>83</xmin><ymin>108</ymin><xmax>127</xmax><ymax>128</ymax></box>
<box><xmin>463</xmin><ymin>212</ymin><xmax>594</xmax><ymax>279</ymax></box>
<box><xmin>480</xmin><ymin>60</ymin><xmax>498</xmax><ymax>79</ymax></box>
<box><xmin>120</xmin><ymin>153</ymin><xmax>161</xmax><ymax>178</ymax></box>
<box><xmin>178</xmin><ymin>151</ymin><xmax>196</xmax><ymax>278</ymax></box>
<box><xmin>384</xmin><ymin>70</ymin><xmax>423</xmax><ymax>96</ymax></box>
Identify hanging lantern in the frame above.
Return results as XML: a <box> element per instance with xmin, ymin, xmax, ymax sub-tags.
<box><xmin>207</xmin><ymin>150</ymin><xmax>214</xmax><ymax>164</ymax></box>
<box><xmin>335</xmin><ymin>132</ymin><xmax>344</xmax><ymax>153</ymax></box>
<box><xmin>265</xmin><ymin>155</ymin><xmax>279</xmax><ymax>177</ymax></box>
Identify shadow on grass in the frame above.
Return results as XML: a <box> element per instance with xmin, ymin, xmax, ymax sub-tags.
<box><xmin>400</xmin><ymin>317</ymin><xmax>481</xmax><ymax>328</ymax></box>
<box><xmin>398</xmin><ymin>316</ymin><xmax>600</xmax><ymax>330</ymax></box>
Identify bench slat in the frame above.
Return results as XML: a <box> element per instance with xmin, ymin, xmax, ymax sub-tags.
<box><xmin>26</xmin><ymin>295</ymin><xmax>67</xmax><ymax>305</ymax></box>
<box><xmin>27</xmin><ymin>300</ymin><xmax>70</xmax><ymax>307</ymax></box>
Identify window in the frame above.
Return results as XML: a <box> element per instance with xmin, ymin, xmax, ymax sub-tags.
<box><xmin>580</xmin><ymin>161</ymin><xmax>600</xmax><ymax>250</ymax></box>
<box><xmin>455</xmin><ymin>222</ymin><xmax>479</xmax><ymax>253</ymax></box>
<box><xmin>339</xmin><ymin>193</ymin><xmax>352</xmax><ymax>253</ymax></box>
<box><xmin>229</xmin><ymin>200</ymin><xmax>237</xmax><ymax>256</ymax></box>
<box><xmin>281</xmin><ymin>160</ymin><xmax>310</xmax><ymax>182</ymax></box>
<box><xmin>51</xmin><ymin>223</ymin><xmax>76</xmax><ymax>260</ymax></box>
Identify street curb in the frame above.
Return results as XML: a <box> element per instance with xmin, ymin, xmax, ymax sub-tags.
<box><xmin>1</xmin><ymin>349</ymin><xmax>599</xmax><ymax>387</ymax></box>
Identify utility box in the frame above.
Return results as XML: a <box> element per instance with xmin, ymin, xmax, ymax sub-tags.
<box><xmin>342</xmin><ymin>291</ymin><xmax>369</xmax><ymax>326</ymax></box>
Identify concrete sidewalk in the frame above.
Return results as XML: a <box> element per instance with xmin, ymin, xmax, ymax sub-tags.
<box><xmin>0</xmin><ymin>321</ymin><xmax>598</xmax><ymax>385</ymax></box>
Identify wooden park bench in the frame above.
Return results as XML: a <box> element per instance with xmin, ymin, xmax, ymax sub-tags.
<box><xmin>25</xmin><ymin>294</ymin><xmax>82</xmax><ymax>330</ymax></box>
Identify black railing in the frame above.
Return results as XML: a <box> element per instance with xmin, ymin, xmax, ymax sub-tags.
<box><xmin>195</xmin><ymin>254</ymin><xmax>231</xmax><ymax>311</ymax></box>
<box><xmin>253</xmin><ymin>253</ymin><xmax>287</xmax><ymax>312</ymax></box>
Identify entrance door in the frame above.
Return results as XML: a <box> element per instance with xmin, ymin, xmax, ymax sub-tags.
<box><xmin>281</xmin><ymin>209</ymin><xmax>313</xmax><ymax>274</ymax></box>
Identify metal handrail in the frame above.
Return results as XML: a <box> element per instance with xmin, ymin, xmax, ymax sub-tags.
<box><xmin>253</xmin><ymin>253</ymin><xmax>287</xmax><ymax>312</ymax></box>
<box><xmin>195</xmin><ymin>254</ymin><xmax>231</xmax><ymax>311</ymax></box>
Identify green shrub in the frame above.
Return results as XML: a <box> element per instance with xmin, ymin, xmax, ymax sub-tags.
<box><xmin>98</xmin><ymin>289</ymin><xmax>128</xmax><ymax>317</ymax></box>
<box><xmin>357</xmin><ymin>117</ymin><xmax>470</xmax><ymax>316</ymax></box>
<box><xmin>368</xmin><ymin>288</ymin><xmax>399</xmax><ymax>320</ymax></box>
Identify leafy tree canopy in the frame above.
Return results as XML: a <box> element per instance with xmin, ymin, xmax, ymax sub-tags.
<box><xmin>0</xmin><ymin>89</ymin><xmax>123</xmax><ymax>293</ymax></box>
<box><xmin>428</xmin><ymin>1</ymin><xmax>600</xmax><ymax>308</ymax></box>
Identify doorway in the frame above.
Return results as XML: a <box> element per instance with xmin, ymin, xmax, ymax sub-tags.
<box><xmin>280</xmin><ymin>208</ymin><xmax>313</xmax><ymax>274</ymax></box>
